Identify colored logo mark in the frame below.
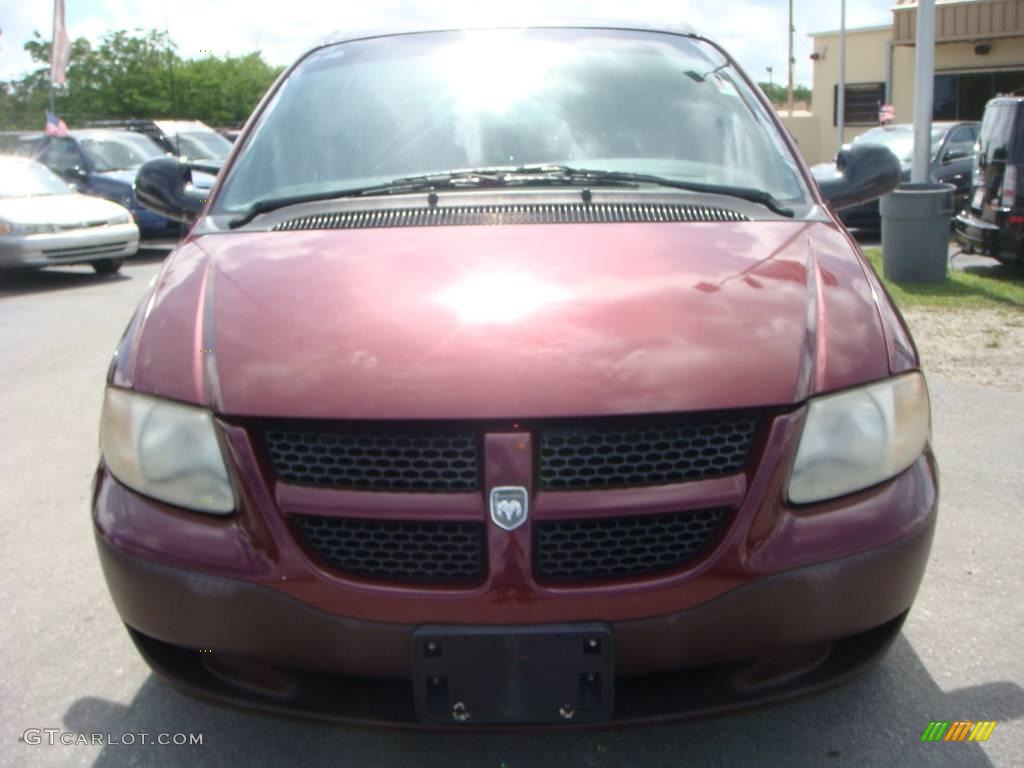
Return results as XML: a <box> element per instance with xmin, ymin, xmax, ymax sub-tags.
<box><xmin>921</xmin><ymin>721</ymin><xmax>997</xmax><ymax>742</ymax></box>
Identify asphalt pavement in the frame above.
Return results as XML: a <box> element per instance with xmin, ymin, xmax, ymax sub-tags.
<box><xmin>1</xmin><ymin>252</ymin><xmax>1022</xmax><ymax>767</ymax></box>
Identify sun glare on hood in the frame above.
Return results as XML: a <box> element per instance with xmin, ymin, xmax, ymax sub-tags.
<box><xmin>437</xmin><ymin>272</ymin><xmax>570</xmax><ymax>324</ymax></box>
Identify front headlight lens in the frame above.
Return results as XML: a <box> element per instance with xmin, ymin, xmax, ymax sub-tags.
<box><xmin>109</xmin><ymin>213</ymin><xmax>132</xmax><ymax>225</ymax></box>
<box><xmin>100</xmin><ymin>388</ymin><xmax>235</xmax><ymax>514</ymax></box>
<box><xmin>16</xmin><ymin>223</ymin><xmax>60</xmax><ymax>235</ymax></box>
<box><xmin>788</xmin><ymin>372</ymin><xmax>930</xmax><ymax>504</ymax></box>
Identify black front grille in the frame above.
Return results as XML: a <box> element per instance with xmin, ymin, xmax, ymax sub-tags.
<box><xmin>535</xmin><ymin>508</ymin><xmax>725</xmax><ymax>582</ymax></box>
<box><xmin>294</xmin><ymin>514</ymin><xmax>485</xmax><ymax>583</ymax></box>
<box><xmin>273</xmin><ymin>202</ymin><xmax>750</xmax><ymax>231</ymax></box>
<box><xmin>538</xmin><ymin>414</ymin><xmax>757</xmax><ymax>491</ymax></box>
<box><xmin>262</xmin><ymin>425</ymin><xmax>480</xmax><ymax>492</ymax></box>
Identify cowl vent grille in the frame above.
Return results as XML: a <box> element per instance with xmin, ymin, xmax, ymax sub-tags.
<box><xmin>273</xmin><ymin>203</ymin><xmax>750</xmax><ymax>231</ymax></box>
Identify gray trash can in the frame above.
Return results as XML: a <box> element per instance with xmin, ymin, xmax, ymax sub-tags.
<box><xmin>879</xmin><ymin>182</ymin><xmax>955</xmax><ymax>283</ymax></box>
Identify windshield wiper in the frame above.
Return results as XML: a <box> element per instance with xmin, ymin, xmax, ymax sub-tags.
<box><xmin>227</xmin><ymin>168</ymin><xmax>638</xmax><ymax>228</ymax></box>
<box><xmin>228</xmin><ymin>163</ymin><xmax>792</xmax><ymax>228</ymax></box>
<box><xmin>509</xmin><ymin>164</ymin><xmax>795</xmax><ymax>217</ymax></box>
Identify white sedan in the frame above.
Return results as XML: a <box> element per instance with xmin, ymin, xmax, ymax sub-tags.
<box><xmin>0</xmin><ymin>156</ymin><xmax>139</xmax><ymax>275</ymax></box>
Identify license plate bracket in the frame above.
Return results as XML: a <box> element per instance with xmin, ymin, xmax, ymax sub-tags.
<box><xmin>412</xmin><ymin>623</ymin><xmax>614</xmax><ymax>725</ymax></box>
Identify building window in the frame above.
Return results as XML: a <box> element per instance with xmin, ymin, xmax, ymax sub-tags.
<box><xmin>934</xmin><ymin>70</ymin><xmax>1024</xmax><ymax>121</ymax></box>
<box><xmin>833</xmin><ymin>82</ymin><xmax>887</xmax><ymax>126</ymax></box>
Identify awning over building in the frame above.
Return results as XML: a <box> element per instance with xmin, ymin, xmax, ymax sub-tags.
<box><xmin>893</xmin><ymin>0</ymin><xmax>1024</xmax><ymax>45</ymax></box>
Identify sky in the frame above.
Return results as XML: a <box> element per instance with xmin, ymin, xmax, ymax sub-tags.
<box><xmin>0</xmin><ymin>0</ymin><xmax>898</xmax><ymax>87</ymax></box>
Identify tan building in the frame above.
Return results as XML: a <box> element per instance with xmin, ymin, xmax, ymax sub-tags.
<box><xmin>783</xmin><ymin>0</ymin><xmax>1024</xmax><ymax>165</ymax></box>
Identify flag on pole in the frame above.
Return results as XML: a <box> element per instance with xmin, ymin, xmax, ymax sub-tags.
<box><xmin>50</xmin><ymin>0</ymin><xmax>71</xmax><ymax>85</ymax></box>
<box><xmin>45</xmin><ymin>111</ymin><xmax>70</xmax><ymax>137</ymax></box>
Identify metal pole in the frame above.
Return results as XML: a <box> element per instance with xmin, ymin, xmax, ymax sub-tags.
<box><xmin>787</xmin><ymin>0</ymin><xmax>795</xmax><ymax>115</ymax></box>
<box><xmin>837</xmin><ymin>0</ymin><xmax>846</xmax><ymax>153</ymax></box>
<box><xmin>911</xmin><ymin>0</ymin><xmax>936</xmax><ymax>183</ymax></box>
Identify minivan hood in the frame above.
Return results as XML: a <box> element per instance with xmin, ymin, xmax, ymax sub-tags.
<box><xmin>126</xmin><ymin>221</ymin><xmax>890</xmax><ymax>419</ymax></box>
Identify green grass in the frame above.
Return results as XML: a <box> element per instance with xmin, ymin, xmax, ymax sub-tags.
<box><xmin>863</xmin><ymin>248</ymin><xmax>1024</xmax><ymax>310</ymax></box>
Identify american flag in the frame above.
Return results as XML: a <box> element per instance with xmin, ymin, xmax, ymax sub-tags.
<box><xmin>45</xmin><ymin>111</ymin><xmax>70</xmax><ymax>137</ymax></box>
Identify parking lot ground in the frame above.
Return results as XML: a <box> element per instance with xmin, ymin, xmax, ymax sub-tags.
<box><xmin>1</xmin><ymin>258</ymin><xmax>1022</xmax><ymax>767</ymax></box>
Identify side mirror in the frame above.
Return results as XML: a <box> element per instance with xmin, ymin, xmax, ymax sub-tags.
<box><xmin>134</xmin><ymin>157</ymin><xmax>213</xmax><ymax>224</ymax></box>
<box><xmin>942</xmin><ymin>148</ymin><xmax>968</xmax><ymax>164</ymax></box>
<box><xmin>817</xmin><ymin>143</ymin><xmax>901</xmax><ymax>211</ymax></box>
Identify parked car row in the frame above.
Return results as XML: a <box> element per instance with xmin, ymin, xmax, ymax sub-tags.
<box><xmin>807</xmin><ymin>92</ymin><xmax>1023</xmax><ymax>265</ymax></box>
<box><xmin>14</xmin><ymin>129</ymin><xmax>218</xmax><ymax>237</ymax></box>
<box><xmin>0</xmin><ymin>119</ymin><xmax>223</xmax><ymax>276</ymax></box>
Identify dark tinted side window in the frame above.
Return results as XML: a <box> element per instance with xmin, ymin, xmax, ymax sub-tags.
<box><xmin>944</xmin><ymin>125</ymin><xmax>977</xmax><ymax>156</ymax></box>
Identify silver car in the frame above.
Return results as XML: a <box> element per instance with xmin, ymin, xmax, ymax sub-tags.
<box><xmin>0</xmin><ymin>156</ymin><xmax>139</xmax><ymax>274</ymax></box>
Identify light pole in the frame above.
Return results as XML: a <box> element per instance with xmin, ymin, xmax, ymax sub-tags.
<box><xmin>911</xmin><ymin>0</ymin><xmax>936</xmax><ymax>183</ymax></box>
<box><xmin>837</xmin><ymin>0</ymin><xmax>847</xmax><ymax>153</ymax></box>
<box><xmin>787</xmin><ymin>0</ymin><xmax>795</xmax><ymax>115</ymax></box>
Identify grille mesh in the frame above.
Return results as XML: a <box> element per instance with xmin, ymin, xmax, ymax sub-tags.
<box><xmin>535</xmin><ymin>508</ymin><xmax>725</xmax><ymax>582</ymax></box>
<box><xmin>262</xmin><ymin>425</ymin><xmax>479</xmax><ymax>492</ymax></box>
<box><xmin>294</xmin><ymin>514</ymin><xmax>485</xmax><ymax>583</ymax></box>
<box><xmin>538</xmin><ymin>415</ymin><xmax>757</xmax><ymax>491</ymax></box>
<box><xmin>273</xmin><ymin>203</ymin><xmax>749</xmax><ymax>231</ymax></box>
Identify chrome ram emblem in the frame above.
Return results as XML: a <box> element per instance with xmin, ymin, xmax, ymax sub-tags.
<box><xmin>489</xmin><ymin>486</ymin><xmax>529</xmax><ymax>531</ymax></box>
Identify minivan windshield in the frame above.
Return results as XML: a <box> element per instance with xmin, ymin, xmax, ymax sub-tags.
<box><xmin>216</xmin><ymin>28</ymin><xmax>809</xmax><ymax>213</ymax></box>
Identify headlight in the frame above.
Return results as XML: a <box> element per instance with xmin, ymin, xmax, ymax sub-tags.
<box><xmin>109</xmin><ymin>213</ymin><xmax>132</xmax><ymax>225</ymax></box>
<box><xmin>788</xmin><ymin>372</ymin><xmax>930</xmax><ymax>504</ymax></box>
<box><xmin>15</xmin><ymin>223</ymin><xmax>60</xmax><ymax>235</ymax></box>
<box><xmin>100</xmin><ymin>388</ymin><xmax>235</xmax><ymax>514</ymax></box>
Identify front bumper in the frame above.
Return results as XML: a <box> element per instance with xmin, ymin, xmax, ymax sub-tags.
<box><xmin>98</xmin><ymin>509</ymin><xmax>931</xmax><ymax>727</ymax></box>
<box><xmin>93</xmin><ymin>407</ymin><xmax>939</xmax><ymax>726</ymax></box>
<box><xmin>0</xmin><ymin>223</ymin><xmax>139</xmax><ymax>268</ymax></box>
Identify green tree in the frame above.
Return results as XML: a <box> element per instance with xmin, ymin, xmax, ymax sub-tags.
<box><xmin>0</xmin><ymin>28</ymin><xmax>281</xmax><ymax>129</ymax></box>
<box><xmin>757</xmin><ymin>81</ymin><xmax>813</xmax><ymax>107</ymax></box>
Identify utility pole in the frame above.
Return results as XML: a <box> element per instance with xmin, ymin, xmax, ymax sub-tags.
<box><xmin>911</xmin><ymin>0</ymin><xmax>936</xmax><ymax>183</ymax></box>
<box><xmin>787</xmin><ymin>0</ymin><xmax>795</xmax><ymax>115</ymax></box>
<box><xmin>837</xmin><ymin>0</ymin><xmax>847</xmax><ymax>153</ymax></box>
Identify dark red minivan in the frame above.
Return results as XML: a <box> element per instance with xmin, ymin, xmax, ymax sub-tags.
<box><xmin>94</xmin><ymin>23</ymin><xmax>937</xmax><ymax>727</ymax></box>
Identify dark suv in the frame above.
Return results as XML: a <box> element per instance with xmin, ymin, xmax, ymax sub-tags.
<box><xmin>955</xmin><ymin>94</ymin><xmax>1024</xmax><ymax>263</ymax></box>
